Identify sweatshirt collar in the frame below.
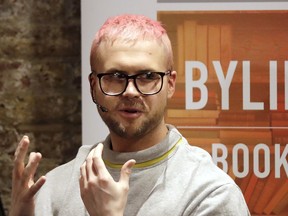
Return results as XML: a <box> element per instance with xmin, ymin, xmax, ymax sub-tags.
<box><xmin>102</xmin><ymin>125</ymin><xmax>182</xmax><ymax>169</ymax></box>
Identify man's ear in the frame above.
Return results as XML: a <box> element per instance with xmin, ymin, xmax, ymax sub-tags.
<box><xmin>89</xmin><ymin>72</ymin><xmax>96</xmax><ymax>100</ymax></box>
<box><xmin>167</xmin><ymin>70</ymin><xmax>177</xmax><ymax>99</ymax></box>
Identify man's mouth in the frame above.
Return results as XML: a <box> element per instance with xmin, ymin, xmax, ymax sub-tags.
<box><xmin>117</xmin><ymin>101</ymin><xmax>145</xmax><ymax>116</ymax></box>
<box><xmin>118</xmin><ymin>106</ymin><xmax>144</xmax><ymax>119</ymax></box>
<box><xmin>122</xmin><ymin>108</ymin><xmax>140</xmax><ymax>113</ymax></box>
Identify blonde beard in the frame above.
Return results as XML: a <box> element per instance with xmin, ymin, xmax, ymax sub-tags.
<box><xmin>102</xmin><ymin>109</ymin><xmax>164</xmax><ymax>139</ymax></box>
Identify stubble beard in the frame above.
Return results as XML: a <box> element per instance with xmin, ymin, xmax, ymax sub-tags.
<box><xmin>102</xmin><ymin>109</ymin><xmax>165</xmax><ymax>139</ymax></box>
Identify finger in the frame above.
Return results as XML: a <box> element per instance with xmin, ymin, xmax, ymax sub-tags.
<box><xmin>92</xmin><ymin>143</ymin><xmax>110</xmax><ymax>178</ymax></box>
<box><xmin>79</xmin><ymin>162</ymin><xmax>88</xmax><ymax>195</ymax></box>
<box><xmin>80</xmin><ymin>162</ymin><xmax>87</xmax><ymax>181</ymax></box>
<box><xmin>13</xmin><ymin>136</ymin><xmax>30</xmax><ymax>178</ymax></box>
<box><xmin>119</xmin><ymin>159</ymin><xmax>136</xmax><ymax>185</ymax></box>
<box><xmin>22</xmin><ymin>152</ymin><xmax>42</xmax><ymax>186</ymax></box>
<box><xmin>26</xmin><ymin>176</ymin><xmax>46</xmax><ymax>198</ymax></box>
<box><xmin>85</xmin><ymin>148</ymin><xmax>96</xmax><ymax>181</ymax></box>
<box><xmin>79</xmin><ymin>164</ymin><xmax>85</xmax><ymax>182</ymax></box>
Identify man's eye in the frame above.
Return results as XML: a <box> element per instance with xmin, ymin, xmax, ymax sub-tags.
<box><xmin>141</xmin><ymin>72</ymin><xmax>158</xmax><ymax>80</ymax></box>
<box><xmin>112</xmin><ymin>73</ymin><xmax>126</xmax><ymax>79</ymax></box>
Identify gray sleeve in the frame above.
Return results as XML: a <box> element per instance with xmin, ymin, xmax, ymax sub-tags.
<box><xmin>192</xmin><ymin>183</ymin><xmax>251</xmax><ymax>216</ymax></box>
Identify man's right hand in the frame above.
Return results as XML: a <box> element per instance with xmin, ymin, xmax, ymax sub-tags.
<box><xmin>9</xmin><ymin>136</ymin><xmax>46</xmax><ymax>216</ymax></box>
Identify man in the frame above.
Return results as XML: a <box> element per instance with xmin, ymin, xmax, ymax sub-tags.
<box><xmin>10</xmin><ymin>14</ymin><xmax>250</xmax><ymax>216</ymax></box>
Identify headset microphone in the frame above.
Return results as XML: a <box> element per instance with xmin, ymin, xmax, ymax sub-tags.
<box><xmin>92</xmin><ymin>98</ymin><xmax>108</xmax><ymax>112</ymax></box>
<box><xmin>96</xmin><ymin>103</ymin><xmax>108</xmax><ymax>112</ymax></box>
<box><xmin>89</xmin><ymin>72</ymin><xmax>108</xmax><ymax>112</ymax></box>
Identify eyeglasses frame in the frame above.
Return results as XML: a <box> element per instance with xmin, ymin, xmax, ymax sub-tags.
<box><xmin>93</xmin><ymin>70</ymin><xmax>171</xmax><ymax>96</ymax></box>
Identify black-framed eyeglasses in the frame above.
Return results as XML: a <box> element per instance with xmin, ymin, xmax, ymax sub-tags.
<box><xmin>94</xmin><ymin>71</ymin><xmax>171</xmax><ymax>96</ymax></box>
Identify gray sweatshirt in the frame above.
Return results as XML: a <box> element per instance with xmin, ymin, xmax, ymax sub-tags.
<box><xmin>35</xmin><ymin>125</ymin><xmax>250</xmax><ymax>216</ymax></box>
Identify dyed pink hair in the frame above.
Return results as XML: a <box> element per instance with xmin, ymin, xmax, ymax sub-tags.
<box><xmin>90</xmin><ymin>14</ymin><xmax>173</xmax><ymax>70</ymax></box>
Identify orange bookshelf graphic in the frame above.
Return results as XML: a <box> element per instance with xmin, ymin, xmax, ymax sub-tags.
<box><xmin>159</xmin><ymin>10</ymin><xmax>288</xmax><ymax>215</ymax></box>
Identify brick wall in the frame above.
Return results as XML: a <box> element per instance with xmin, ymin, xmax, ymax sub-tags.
<box><xmin>0</xmin><ymin>1</ymin><xmax>81</xmax><ymax>214</ymax></box>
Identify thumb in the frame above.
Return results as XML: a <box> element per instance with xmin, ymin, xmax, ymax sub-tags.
<box><xmin>120</xmin><ymin>159</ymin><xmax>136</xmax><ymax>184</ymax></box>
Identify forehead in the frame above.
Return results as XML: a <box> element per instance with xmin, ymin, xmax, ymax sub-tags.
<box><xmin>95</xmin><ymin>40</ymin><xmax>168</xmax><ymax>72</ymax></box>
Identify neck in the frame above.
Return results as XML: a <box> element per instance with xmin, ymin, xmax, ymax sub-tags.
<box><xmin>109</xmin><ymin>123</ymin><xmax>168</xmax><ymax>152</ymax></box>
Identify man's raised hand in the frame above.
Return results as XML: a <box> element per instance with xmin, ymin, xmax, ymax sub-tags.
<box><xmin>79</xmin><ymin>143</ymin><xmax>135</xmax><ymax>216</ymax></box>
<box><xmin>9</xmin><ymin>136</ymin><xmax>46</xmax><ymax>216</ymax></box>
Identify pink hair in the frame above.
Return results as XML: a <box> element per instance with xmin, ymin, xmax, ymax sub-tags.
<box><xmin>90</xmin><ymin>14</ymin><xmax>173</xmax><ymax>70</ymax></box>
